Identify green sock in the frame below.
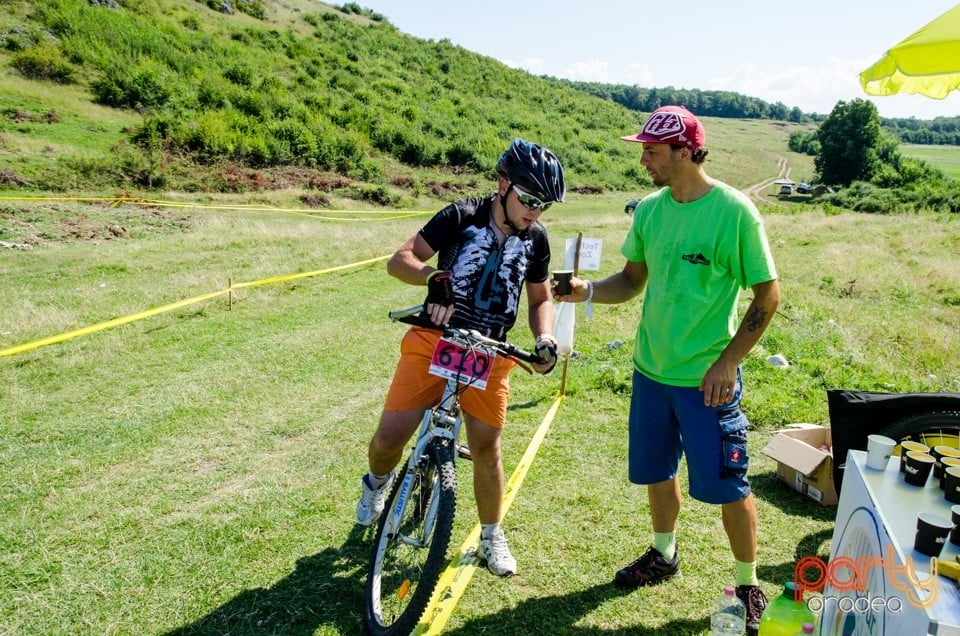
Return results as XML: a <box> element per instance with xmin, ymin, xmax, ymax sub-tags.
<box><xmin>735</xmin><ymin>560</ymin><xmax>759</xmax><ymax>587</ymax></box>
<box><xmin>653</xmin><ymin>531</ymin><xmax>676</xmax><ymax>560</ymax></box>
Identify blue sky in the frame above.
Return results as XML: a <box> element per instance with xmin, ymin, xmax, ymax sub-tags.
<box><xmin>352</xmin><ymin>0</ymin><xmax>960</xmax><ymax>120</ymax></box>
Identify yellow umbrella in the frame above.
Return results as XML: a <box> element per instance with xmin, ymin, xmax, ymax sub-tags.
<box><xmin>860</xmin><ymin>3</ymin><xmax>960</xmax><ymax>99</ymax></box>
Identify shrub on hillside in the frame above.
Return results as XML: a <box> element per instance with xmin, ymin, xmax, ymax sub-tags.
<box><xmin>223</xmin><ymin>64</ymin><xmax>253</xmax><ymax>87</ymax></box>
<box><xmin>12</xmin><ymin>45</ymin><xmax>74</xmax><ymax>83</ymax></box>
<box><xmin>445</xmin><ymin>142</ymin><xmax>486</xmax><ymax>171</ymax></box>
<box><xmin>348</xmin><ymin>184</ymin><xmax>399</xmax><ymax>206</ymax></box>
<box><xmin>269</xmin><ymin>120</ymin><xmax>318</xmax><ymax>166</ymax></box>
<box><xmin>92</xmin><ymin>63</ymin><xmax>173</xmax><ymax>110</ymax></box>
<box><xmin>181</xmin><ymin>112</ymin><xmax>238</xmax><ymax>162</ymax></box>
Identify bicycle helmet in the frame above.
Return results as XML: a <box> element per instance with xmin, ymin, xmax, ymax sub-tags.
<box><xmin>496</xmin><ymin>138</ymin><xmax>566</xmax><ymax>203</ymax></box>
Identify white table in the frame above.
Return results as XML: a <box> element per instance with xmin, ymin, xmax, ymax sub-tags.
<box><xmin>820</xmin><ymin>449</ymin><xmax>960</xmax><ymax>635</ymax></box>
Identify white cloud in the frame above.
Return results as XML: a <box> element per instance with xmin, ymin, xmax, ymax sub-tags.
<box><xmin>625</xmin><ymin>62</ymin><xmax>655</xmax><ymax>87</ymax></box>
<box><xmin>564</xmin><ymin>59</ymin><xmax>610</xmax><ymax>82</ymax></box>
<box><xmin>705</xmin><ymin>58</ymin><xmax>870</xmax><ymax>114</ymax></box>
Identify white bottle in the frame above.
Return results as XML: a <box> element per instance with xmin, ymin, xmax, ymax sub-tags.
<box><xmin>553</xmin><ymin>301</ymin><xmax>575</xmax><ymax>356</ymax></box>
<box><xmin>710</xmin><ymin>586</ymin><xmax>746</xmax><ymax>636</ymax></box>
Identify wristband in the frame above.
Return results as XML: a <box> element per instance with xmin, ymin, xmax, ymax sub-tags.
<box><xmin>536</xmin><ymin>333</ymin><xmax>558</xmax><ymax>347</ymax></box>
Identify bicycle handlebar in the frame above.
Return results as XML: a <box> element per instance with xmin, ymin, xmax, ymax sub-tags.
<box><xmin>389</xmin><ymin>305</ymin><xmax>540</xmax><ymax>365</ymax></box>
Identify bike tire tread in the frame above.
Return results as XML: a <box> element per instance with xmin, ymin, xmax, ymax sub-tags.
<box><xmin>364</xmin><ymin>439</ymin><xmax>457</xmax><ymax>636</ymax></box>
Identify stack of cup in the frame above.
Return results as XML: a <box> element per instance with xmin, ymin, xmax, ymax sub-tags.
<box><xmin>933</xmin><ymin>446</ymin><xmax>960</xmax><ymax>481</ymax></box>
<box><xmin>900</xmin><ymin>440</ymin><xmax>931</xmax><ymax>473</ymax></box>
<box><xmin>916</xmin><ymin>511</ymin><xmax>954</xmax><ymax>556</ymax></box>
<box><xmin>951</xmin><ymin>505</ymin><xmax>960</xmax><ymax>546</ymax></box>
<box><xmin>904</xmin><ymin>451</ymin><xmax>936</xmax><ymax>486</ymax></box>
<box><xmin>945</xmin><ymin>467</ymin><xmax>960</xmax><ymax>504</ymax></box>
<box><xmin>866</xmin><ymin>434</ymin><xmax>896</xmax><ymax>470</ymax></box>
<box><xmin>942</xmin><ymin>457</ymin><xmax>960</xmax><ymax>490</ymax></box>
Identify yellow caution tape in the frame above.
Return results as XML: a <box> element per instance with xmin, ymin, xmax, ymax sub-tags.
<box><xmin>1</xmin><ymin>255</ymin><xmax>390</xmax><ymax>357</ymax></box>
<box><xmin>0</xmin><ymin>290</ymin><xmax>227</xmax><ymax>357</ymax></box>
<box><xmin>0</xmin><ymin>195</ymin><xmax>433</xmax><ymax>220</ymax></box>
<box><xmin>412</xmin><ymin>394</ymin><xmax>564</xmax><ymax>635</ymax></box>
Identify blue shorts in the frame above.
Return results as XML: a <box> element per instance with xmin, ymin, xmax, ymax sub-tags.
<box><xmin>628</xmin><ymin>369</ymin><xmax>751</xmax><ymax>504</ymax></box>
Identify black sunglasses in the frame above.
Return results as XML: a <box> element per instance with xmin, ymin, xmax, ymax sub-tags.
<box><xmin>511</xmin><ymin>185</ymin><xmax>552</xmax><ymax>212</ymax></box>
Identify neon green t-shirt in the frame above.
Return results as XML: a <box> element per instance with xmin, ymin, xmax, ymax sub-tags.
<box><xmin>620</xmin><ymin>182</ymin><xmax>777</xmax><ymax>386</ymax></box>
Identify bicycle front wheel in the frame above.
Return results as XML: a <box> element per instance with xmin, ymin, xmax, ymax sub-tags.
<box><xmin>364</xmin><ymin>438</ymin><xmax>457</xmax><ymax>636</ymax></box>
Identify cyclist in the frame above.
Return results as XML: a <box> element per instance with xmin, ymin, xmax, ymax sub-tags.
<box><xmin>355</xmin><ymin>138</ymin><xmax>565</xmax><ymax>576</ymax></box>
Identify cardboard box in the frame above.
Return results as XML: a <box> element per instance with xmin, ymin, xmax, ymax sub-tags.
<box><xmin>761</xmin><ymin>423</ymin><xmax>838</xmax><ymax>506</ymax></box>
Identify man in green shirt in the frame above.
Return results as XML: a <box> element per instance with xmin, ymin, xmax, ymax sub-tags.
<box><xmin>555</xmin><ymin>106</ymin><xmax>780</xmax><ymax>636</ymax></box>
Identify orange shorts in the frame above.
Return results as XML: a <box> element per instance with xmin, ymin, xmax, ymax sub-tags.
<box><xmin>383</xmin><ymin>327</ymin><xmax>517</xmax><ymax>428</ymax></box>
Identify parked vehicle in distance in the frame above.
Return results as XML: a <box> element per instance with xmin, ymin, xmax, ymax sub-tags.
<box><xmin>779</xmin><ymin>184</ymin><xmax>793</xmax><ymax>195</ymax></box>
<box><xmin>796</xmin><ymin>183</ymin><xmax>813</xmax><ymax>194</ymax></box>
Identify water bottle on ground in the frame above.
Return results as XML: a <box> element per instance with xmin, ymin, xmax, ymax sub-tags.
<box><xmin>710</xmin><ymin>585</ymin><xmax>746</xmax><ymax>636</ymax></box>
<box><xmin>758</xmin><ymin>581</ymin><xmax>816</xmax><ymax>636</ymax></box>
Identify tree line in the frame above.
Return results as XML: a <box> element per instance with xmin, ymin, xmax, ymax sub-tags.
<box><xmin>560</xmin><ymin>80</ymin><xmax>960</xmax><ymax>146</ymax></box>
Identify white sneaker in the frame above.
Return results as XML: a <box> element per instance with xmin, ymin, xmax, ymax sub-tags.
<box><xmin>355</xmin><ymin>471</ymin><xmax>395</xmax><ymax>527</ymax></box>
<box><xmin>477</xmin><ymin>528</ymin><xmax>517</xmax><ymax>576</ymax></box>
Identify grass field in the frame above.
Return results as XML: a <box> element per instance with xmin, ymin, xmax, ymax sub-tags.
<box><xmin>901</xmin><ymin>143</ymin><xmax>960</xmax><ymax>179</ymax></box>
<box><xmin>2</xmin><ymin>189</ymin><xmax>959</xmax><ymax>634</ymax></box>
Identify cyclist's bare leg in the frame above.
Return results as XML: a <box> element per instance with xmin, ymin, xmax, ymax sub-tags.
<box><xmin>367</xmin><ymin>408</ymin><xmax>427</xmax><ymax>476</ymax></box>
<box><xmin>464</xmin><ymin>413</ymin><xmax>504</xmax><ymax>524</ymax></box>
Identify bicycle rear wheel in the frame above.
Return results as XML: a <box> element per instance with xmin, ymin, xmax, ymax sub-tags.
<box><xmin>882</xmin><ymin>411</ymin><xmax>960</xmax><ymax>452</ymax></box>
<box><xmin>364</xmin><ymin>438</ymin><xmax>457</xmax><ymax>636</ymax></box>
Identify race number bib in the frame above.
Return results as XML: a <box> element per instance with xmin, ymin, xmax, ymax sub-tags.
<box><xmin>428</xmin><ymin>337</ymin><xmax>495</xmax><ymax>390</ymax></box>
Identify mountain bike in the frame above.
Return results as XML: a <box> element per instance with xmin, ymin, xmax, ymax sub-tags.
<box><xmin>363</xmin><ymin>305</ymin><xmax>540</xmax><ymax>636</ymax></box>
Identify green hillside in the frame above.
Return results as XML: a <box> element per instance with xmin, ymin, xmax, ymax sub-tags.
<box><xmin>0</xmin><ymin>0</ymin><xmax>812</xmax><ymax>199</ymax></box>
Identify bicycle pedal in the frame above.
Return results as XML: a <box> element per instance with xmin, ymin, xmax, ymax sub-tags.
<box><xmin>457</xmin><ymin>445</ymin><xmax>473</xmax><ymax>461</ymax></box>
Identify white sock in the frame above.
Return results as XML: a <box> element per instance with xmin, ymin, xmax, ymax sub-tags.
<box><xmin>367</xmin><ymin>471</ymin><xmax>391</xmax><ymax>488</ymax></box>
<box><xmin>481</xmin><ymin>523</ymin><xmax>500</xmax><ymax>539</ymax></box>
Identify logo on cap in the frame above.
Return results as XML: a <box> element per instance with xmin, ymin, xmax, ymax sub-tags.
<box><xmin>643</xmin><ymin>111</ymin><xmax>687</xmax><ymax>142</ymax></box>
<box><xmin>620</xmin><ymin>105</ymin><xmax>705</xmax><ymax>149</ymax></box>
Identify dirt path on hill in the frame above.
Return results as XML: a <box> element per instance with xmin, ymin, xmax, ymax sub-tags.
<box><xmin>744</xmin><ymin>155</ymin><xmax>791</xmax><ymax>203</ymax></box>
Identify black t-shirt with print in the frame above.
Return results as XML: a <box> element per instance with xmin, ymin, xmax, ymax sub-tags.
<box><xmin>419</xmin><ymin>194</ymin><xmax>550</xmax><ymax>340</ymax></box>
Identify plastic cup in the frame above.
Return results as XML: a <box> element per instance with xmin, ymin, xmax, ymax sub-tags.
<box><xmin>903</xmin><ymin>451</ymin><xmax>935</xmax><ymax>486</ymax></box>
<box><xmin>941</xmin><ymin>457</ymin><xmax>960</xmax><ymax>489</ymax></box>
<box><xmin>945</xmin><ymin>467</ymin><xmax>960</xmax><ymax>504</ymax></box>
<box><xmin>866</xmin><ymin>434</ymin><xmax>896</xmax><ymax>470</ymax></box>
<box><xmin>899</xmin><ymin>440</ymin><xmax>930</xmax><ymax>472</ymax></box>
<box><xmin>552</xmin><ymin>270</ymin><xmax>573</xmax><ymax>296</ymax></box>
<box><xmin>915</xmin><ymin>512</ymin><xmax>953</xmax><ymax>557</ymax></box>
<box><xmin>950</xmin><ymin>505</ymin><xmax>960</xmax><ymax>546</ymax></box>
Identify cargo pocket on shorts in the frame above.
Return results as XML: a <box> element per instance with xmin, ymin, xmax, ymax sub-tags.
<box><xmin>718</xmin><ymin>408</ymin><xmax>749</xmax><ymax>478</ymax></box>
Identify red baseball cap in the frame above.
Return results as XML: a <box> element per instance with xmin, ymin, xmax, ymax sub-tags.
<box><xmin>620</xmin><ymin>105</ymin><xmax>706</xmax><ymax>150</ymax></box>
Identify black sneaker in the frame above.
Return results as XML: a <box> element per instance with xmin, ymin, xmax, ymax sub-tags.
<box><xmin>736</xmin><ymin>585</ymin><xmax>767</xmax><ymax>636</ymax></box>
<box><xmin>613</xmin><ymin>545</ymin><xmax>680</xmax><ymax>588</ymax></box>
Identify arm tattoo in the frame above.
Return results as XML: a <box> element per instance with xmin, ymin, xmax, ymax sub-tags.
<box><xmin>746</xmin><ymin>306</ymin><xmax>768</xmax><ymax>332</ymax></box>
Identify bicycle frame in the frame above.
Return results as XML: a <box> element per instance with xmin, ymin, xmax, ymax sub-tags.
<box><xmin>385</xmin><ymin>377</ymin><xmax>461</xmax><ymax>548</ymax></box>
